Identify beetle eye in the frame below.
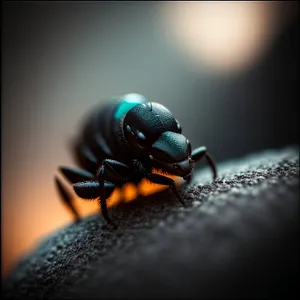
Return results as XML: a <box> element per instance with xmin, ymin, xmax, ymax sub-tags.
<box><xmin>187</xmin><ymin>139</ymin><xmax>192</xmax><ymax>154</ymax></box>
<box><xmin>136</xmin><ymin>130</ymin><xmax>147</xmax><ymax>148</ymax></box>
<box><xmin>176</xmin><ymin>119</ymin><xmax>182</xmax><ymax>134</ymax></box>
<box><xmin>125</xmin><ymin>124</ymin><xmax>134</xmax><ymax>135</ymax></box>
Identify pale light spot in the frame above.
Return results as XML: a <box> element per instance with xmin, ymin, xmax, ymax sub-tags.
<box><xmin>114</xmin><ymin>93</ymin><xmax>146</xmax><ymax>120</ymax></box>
<box><xmin>162</xmin><ymin>2</ymin><xmax>288</xmax><ymax>74</ymax></box>
<box><xmin>123</xmin><ymin>93</ymin><xmax>147</xmax><ymax>103</ymax></box>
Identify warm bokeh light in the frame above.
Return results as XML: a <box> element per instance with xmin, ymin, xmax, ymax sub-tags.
<box><xmin>162</xmin><ymin>1</ymin><xmax>289</xmax><ymax>74</ymax></box>
<box><xmin>2</xmin><ymin>165</ymin><xmax>176</xmax><ymax>276</ymax></box>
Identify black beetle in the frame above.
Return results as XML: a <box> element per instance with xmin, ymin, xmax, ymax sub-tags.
<box><xmin>55</xmin><ymin>93</ymin><xmax>217</xmax><ymax>224</ymax></box>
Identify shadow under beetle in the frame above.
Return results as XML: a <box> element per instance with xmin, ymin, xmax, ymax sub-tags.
<box><xmin>55</xmin><ymin>93</ymin><xmax>217</xmax><ymax>224</ymax></box>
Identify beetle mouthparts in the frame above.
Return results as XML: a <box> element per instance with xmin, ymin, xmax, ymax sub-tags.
<box><xmin>183</xmin><ymin>173</ymin><xmax>192</xmax><ymax>180</ymax></box>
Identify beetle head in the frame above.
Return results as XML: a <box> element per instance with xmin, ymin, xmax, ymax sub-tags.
<box><xmin>123</xmin><ymin>102</ymin><xmax>194</xmax><ymax>179</ymax></box>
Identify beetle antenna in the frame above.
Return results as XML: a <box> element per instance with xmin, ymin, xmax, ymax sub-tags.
<box><xmin>205</xmin><ymin>153</ymin><xmax>217</xmax><ymax>181</ymax></box>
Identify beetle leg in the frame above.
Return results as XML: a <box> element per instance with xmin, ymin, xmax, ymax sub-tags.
<box><xmin>73</xmin><ymin>180</ymin><xmax>115</xmax><ymax>200</ymax></box>
<box><xmin>191</xmin><ymin>146</ymin><xmax>217</xmax><ymax>180</ymax></box>
<box><xmin>59</xmin><ymin>166</ymin><xmax>95</xmax><ymax>184</ymax></box>
<box><xmin>93</xmin><ymin>132</ymin><xmax>113</xmax><ymax>158</ymax></box>
<box><xmin>97</xmin><ymin>167</ymin><xmax>112</xmax><ymax>224</ymax></box>
<box><xmin>96</xmin><ymin>159</ymin><xmax>133</xmax><ymax>224</ymax></box>
<box><xmin>146</xmin><ymin>173</ymin><xmax>186</xmax><ymax>206</ymax></box>
<box><xmin>73</xmin><ymin>179</ymin><xmax>115</xmax><ymax>225</ymax></box>
<box><xmin>55</xmin><ymin>176</ymin><xmax>81</xmax><ymax>222</ymax></box>
<box><xmin>96</xmin><ymin>159</ymin><xmax>133</xmax><ymax>183</ymax></box>
<box><xmin>73</xmin><ymin>143</ymin><xmax>99</xmax><ymax>173</ymax></box>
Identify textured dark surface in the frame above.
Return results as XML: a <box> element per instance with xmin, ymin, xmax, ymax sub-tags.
<box><xmin>2</xmin><ymin>147</ymin><xmax>299</xmax><ymax>299</ymax></box>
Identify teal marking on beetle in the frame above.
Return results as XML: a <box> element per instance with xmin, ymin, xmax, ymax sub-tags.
<box><xmin>114</xmin><ymin>93</ymin><xmax>147</xmax><ymax>120</ymax></box>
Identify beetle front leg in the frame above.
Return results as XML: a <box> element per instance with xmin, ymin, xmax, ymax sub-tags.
<box><xmin>192</xmin><ymin>146</ymin><xmax>217</xmax><ymax>180</ymax></box>
<box><xmin>147</xmin><ymin>173</ymin><xmax>186</xmax><ymax>206</ymax></box>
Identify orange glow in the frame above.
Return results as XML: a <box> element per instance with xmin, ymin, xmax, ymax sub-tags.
<box><xmin>2</xmin><ymin>168</ymin><xmax>177</xmax><ymax>276</ymax></box>
<box><xmin>139</xmin><ymin>169</ymin><xmax>177</xmax><ymax>196</ymax></box>
<box><xmin>122</xmin><ymin>183</ymin><xmax>138</xmax><ymax>203</ymax></box>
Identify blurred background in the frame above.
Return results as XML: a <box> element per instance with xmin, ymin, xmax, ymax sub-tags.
<box><xmin>2</xmin><ymin>1</ymin><xmax>299</xmax><ymax>276</ymax></box>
